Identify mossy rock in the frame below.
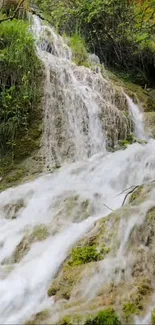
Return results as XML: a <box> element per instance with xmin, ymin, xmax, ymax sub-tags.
<box><xmin>129</xmin><ymin>186</ymin><xmax>143</xmax><ymax>203</ymax></box>
<box><xmin>48</xmin><ymin>264</ymin><xmax>85</xmax><ymax>300</ymax></box>
<box><xmin>122</xmin><ymin>278</ymin><xmax>152</xmax><ymax>321</ymax></box>
<box><xmin>123</xmin><ymin>301</ymin><xmax>139</xmax><ymax>320</ymax></box>
<box><xmin>10</xmin><ymin>225</ymin><xmax>49</xmax><ymax>263</ymax></box>
<box><xmin>53</xmin><ymin>195</ymin><xmax>94</xmax><ymax>223</ymax></box>
<box><xmin>145</xmin><ymin>96</ymin><xmax>155</xmax><ymax>112</ymax></box>
<box><xmin>14</xmin><ymin>124</ymin><xmax>42</xmax><ymax>160</ymax></box>
<box><xmin>144</xmin><ymin>112</ymin><xmax>155</xmax><ymax>138</ymax></box>
<box><xmin>4</xmin><ymin>168</ymin><xmax>27</xmax><ymax>185</ymax></box>
<box><xmin>25</xmin><ymin>310</ymin><xmax>50</xmax><ymax>325</ymax></box>
<box><xmin>31</xmin><ymin>225</ymin><xmax>49</xmax><ymax>241</ymax></box>
<box><xmin>146</xmin><ymin>207</ymin><xmax>155</xmax><ymax>221</ymax></box>
<box><xmin>0</xmin><ymin>166</ymin><xmax>28</xmax><ymax>192</ymax></box>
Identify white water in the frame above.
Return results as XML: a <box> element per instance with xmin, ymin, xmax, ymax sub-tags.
<box><xmin>0</xmin><ymin>15</ymin><xmax>154</xmax><ymax>324</ymax></box>
<box><xmin>125</xmin><ymin>94</ymin><xmax>147</xmax><ymax>140</ymax></box>
<box><xmin>32</xmin><ymin>16</ymin><xmax>131</xmax><ymax>170</ymax></box>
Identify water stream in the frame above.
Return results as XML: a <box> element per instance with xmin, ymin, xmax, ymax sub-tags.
<box><xmin>125</xmin><ymin>94</ymin><xmax>147</xmax><ymax>140</ymax></box>
<box><xmin>0</xmin><ymin>15</ymin><xmax>154</xmax><ymax>324</ymax></box>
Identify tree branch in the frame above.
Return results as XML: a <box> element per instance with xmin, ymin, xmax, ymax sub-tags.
<box><xmin>122</xmin><ymin>185</ymin><xmax>139</xmax><ymax>206</ymax></box>
<box><xmin>0</xmin><ymin>0</ymin><xmax>25</xmax><ymax>23</ymax></box>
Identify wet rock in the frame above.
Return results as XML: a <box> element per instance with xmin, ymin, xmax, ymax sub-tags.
<box><xmin>144</xmin><ymin>112</ymin><xmax>155</xmax><ymax>137</ymax></box>
<box><xmin>88</xmin><ymin>54</ymin><xmax>100</xmax><ymax>65</ymax></box>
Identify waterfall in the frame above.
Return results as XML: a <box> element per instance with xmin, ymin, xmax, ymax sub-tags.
<box><xmin>32</xmin><ymin>16</ymin><xmax>130</xmax><ymax>170</ymax></box>
<box><xmin>0</xmin><ymin>15</ymin><xmax>154</xmax><ymax>325</ymax></box>
<box><xmin>125</xmin><ymin>94</ymin><xmax>147</xmax><ymax>140</ymax></box>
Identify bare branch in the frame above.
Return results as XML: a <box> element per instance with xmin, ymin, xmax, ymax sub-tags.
<box><xmin>122</xmin><ymin>185</ymin><xmax>139</xmax><ymax>206</ymax></box>
<box><xmin>0</xmin><ymin>0</ymin><xmax>25</xmax><ymax>23</ymax></box>
<box><xmin>103</xmin><ymin>203</ymin><xmax>114</xmax><ymax>212</ymax></box>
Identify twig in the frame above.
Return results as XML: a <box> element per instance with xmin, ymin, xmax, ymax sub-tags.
<box><xmin>0</xmin><ymin>0</ymin><xmax>25</xmax><ymax>23</ymax></box>
<box><xmin>114</xmin><ymin>185</ymin><xmax>136</xmax><ymax>198</ymax></box>
<box><xmin>122</xmin><ymin>185</ymin><xmax>139</xmax><ymax>206</ymax></box>
<box><xmin>103</xmin><ymin>203</ymin><xmax>113</xmax><ymax>212</ymax></box>
<box><xmin>116</xmin><ymin>179</ymin><xmax>155</xmax><ymax>204</ymax></box>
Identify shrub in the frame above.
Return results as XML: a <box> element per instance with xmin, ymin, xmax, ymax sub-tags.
<box><xmin>0</xmin><ymin>19</ymin><xmax>42</xmax><ymax>157</ymax></box>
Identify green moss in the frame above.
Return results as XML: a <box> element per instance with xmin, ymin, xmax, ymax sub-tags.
<box><xmin>146</xmin><ymin>207</ymin><xmax>155</xmax><ymax>221</ymax></box>
<box><xmin>5</xmin><ymin>168</ymin><xmax>26</xmax><ymax>184</ymax></box>
<box><xmin>129</xmin><ymin>186</ymin><xmax>143</xmax><ymax>203</ymax></box>
<box><xmin>100</xmin><ymin>245</ymin><xmax>110</xmax><ymax>255</ymax></box>
<box><xmin>47</xmin><ymin>264</ymin><xmax>85</xmax><ymax>300</ymax></box>
<box><xmin>84</xmin><ymin>308</ymin><xmax>121</xmax><ymax>325</ymax></box>
<box><xmin>31</xmin><ymin>225</ymin><xmax>49</xmax><ymax>241</ymax></box>
<box><xmin>119</xmin><ymin>139</ymin><xmax>131</xmax><ymax>149</ymax></box>
<box><xmin>47</xmin><ymin>286</ymin><xmax>58</xmax><ymax>297</ymax></box>
<box><xmin>0</xmin><ymin>165</ymin><xmax>28</xmax><ymax>192</ymax></box>
<box><xmin>151</xmin><ymin>310</ymin><xmax>155</xmax><ymax>325</ymax></box>
<box><xmin>25</xmin><ymin>310</ymin><xmax>49</xmax><ymax>325</ymax></box>
<box><xmin>60</xmin><ymin>316</ymin><xmax>72</xmax><ymax>325</ymax></box>
<box><xmin>123</xmin><ymin>301</ymin><xmax>138</xmax><ymax>320</ymax></box>
<box><xmin>118</xmin><ymin>133</ymin><xmax>135</xmax><ymax>149</ymax></box>
<box><xmin>13</xmin><ymin>123</ymin><xmax>42</xmax><ymax>160</ymax></box>
<box><xmin>68</xmin><ymin>245</ymin><xmax>103</xmax><ymax>266</ymax></box>
<box><xmin>123</xmin><ymin>295</ymin><xmax>144</xmax><ymax>320</ymax></box>
<box><xmin>137</xmin><ymin>278</ymin><xmax>152</xmax><ymax>296</ymax></box>
<box><xmin>145</xmin><ymin>97</ymin><xmax>155</xmax><ymax>112</ymax></box>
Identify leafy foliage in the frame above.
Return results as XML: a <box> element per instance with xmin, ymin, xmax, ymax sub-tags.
<box><xmin>69</xmin><ymin>34</ymin><xmax>88</xmax><ymax>66</ymax></box>
<box><xmin>84</xmin><ymin>309</ymin><xmax>121</xmax><ymax>325</ymax></box>
<box><xmin>0</xmin><ymin>19</ymin><xmax>42</xmax><ymax>156</ymax></box>
<box><xmin>35</xmin><ymin>0</ymin><xmax>155</xmax><ymax>86</ymax></box>
<box><xmin>68</xmin><ymin>245</ymin><xmax>103</xmax><ymax>266</ymax></box>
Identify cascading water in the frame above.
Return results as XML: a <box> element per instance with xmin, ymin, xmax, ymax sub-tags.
<box><xmin>0</xmin><ymin>15</ymin><xmax>155</xmax><ymax>324</ymax></box>
<box><xmin>125</xmin><ymin>94</ymin><xmax>147</xmax><ymax>140</ymax></box>
<box><xmin>32</xmin><ymin>16</ymin><xmax>131</xmax><ymax>170</ymax></box>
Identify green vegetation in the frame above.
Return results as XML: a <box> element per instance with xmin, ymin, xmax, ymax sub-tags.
<box><xmin>0</xmin><ymin>19</ymin><xmax>42</xmax><ymax>160</ymax></box>
<box><xmin>31</xmin><ymin>225</ymin><xmax>49</xmax><ymax>241</ymax></box>
<box><xmin>47</xmin><ymin>286</ymin><xmax>57</xmax><ymax>297</ymax></box>
<box><xmin>151</xmin><ymin>310</ymin><xmax>155</xmax><ymax>325</ymax></box>
<box><xmin>35</xmin><ymin>0</ymin><xmax>155</xmax><ymax>87</ymax></box>
<box><xmin>60</xmin><ymin>316</ymin><xmax>72</xmax><ymax>325</ymax></box>
<box><xmin>129</xmin><ymin>186</ymin><xmax>143</xmax><ymax>203</ymax></box>
<box><xmin>118</xmin><ymin>133</ymin><xmax>134</xmax><ymax>149</ymax></box>
<box><xmin>122</xmin><ymin>280</ymin><xmax>151</xmax><ymax>321</ymax></box>
<box><xmin>25</xmin><ymin>310</ymin><xmax>50</xmax><ymax>325</ymax></box>
<box><xmin>84</xmin><ymin>309</ymin><xmax>121</xmax><ymax>325</ymax></box>
<box><xmin>119</xmin><ymin>133</ymin><xmax>147</xmax><ymax>149</ymax></box>
<box><xmin>146</xmin><ymin>207</ymin><xmax>155</xmax><ymax>221</ymax></box>
<box><xmin>123</xmin><ymin>301</ymin><xmax>139</xmax><ymax>320</ymax></box>
<box><xmin>68</xmin><ymin>244</ymin><xmax>108</xmax><ymax>266</ymax></box>
<box><xmin>69</xmin><ymin>34</ymin><xmax>89</xmax><ymax>66</ymax></box>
